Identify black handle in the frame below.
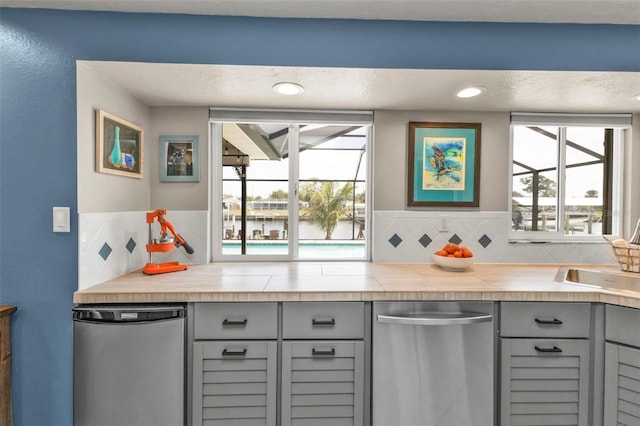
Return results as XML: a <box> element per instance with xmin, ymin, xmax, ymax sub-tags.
<box><xmin>223</xmin><ymin>319</ymin><xmax>248</xmax><ymax>326</ymax></box>
<box><xmin>222</xmin><ymin>348</ymin><xmax>247</xmax><ymax>356</ymax></box>
<box><xmin>72</xmin><ymin>306</ymin><xmax>185</xmax><ymax>323</ymax></box>
<box><xmin>177</xmin><ymin>234</ymin><xmax>194</xmax><ymax>254</ymax></box>
<box><xmin>312</xmin><ymin>348</ymin><xmax>336</xmax><ymax>356</ymax></box>
<box><xmin>534</xmin><ymin>345</ymin><xmax>563</xmax><ymax>353</ymax></box>
<box><xmin>312</xmin><ymin>318</ymin><xmax>336</xmax><ymax>326</ymax></box>
<box><xmin>534</xmin><ymin>318</ymin><xmax>563</xmax><ymax>325</ymax></box>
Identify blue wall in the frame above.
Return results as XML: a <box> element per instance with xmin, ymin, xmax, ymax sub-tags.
<box><xmin>0</xmin><ymin>8</ymin><xmax>638</xmax><ymax>425</ymax></box>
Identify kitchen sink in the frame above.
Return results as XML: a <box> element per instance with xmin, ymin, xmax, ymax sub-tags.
<box><xmin>556</xmin><ymin>268</ymin><xmax>640</xmax><ymax>293</ymax></box>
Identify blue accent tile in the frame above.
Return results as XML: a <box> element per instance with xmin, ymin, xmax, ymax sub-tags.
<box><xmin>126</xmin><ymin>238</ymin><xmax>136</xmax><ymax>254</ymax></box>
<box><xmin>418</xmin><ymin>234</ymin><xmax>432</xmax><ymax>248</ymax></box>
<box><xmin>98</xmin><ymin>242</ymin><xmax>112</xmax><ymax>261</ymax></box>
<box><xmin>388</xmin><ymin>234</ymin><xmax>403</xmax><ymax>248</ymax></box>
<box><xmin>448</xmin><ymin>234</ymin><xmax>462</xmax><ymax>245</ymax></box>
<box><xmin>479</xmin><ymin>234</ymin><xmax>492</xmax><ymax>248</ymax></box>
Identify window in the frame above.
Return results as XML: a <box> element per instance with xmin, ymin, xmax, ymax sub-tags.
<box><xmin>509</xmin><ymin>113</ymin><xmax>630</xmax><ymax>241</ymax></box>
<box><xmin>210</xmin><ymin>109</ymin><xmax>372</xmax><ymax>260</ymax></box>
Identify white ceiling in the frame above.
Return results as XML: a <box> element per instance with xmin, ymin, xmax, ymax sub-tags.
<box><xmin>82</xmin><ymin>61</ymin><xmax>640</xmax><ymax>113</ymax></box>
<box><xmin>10</xmin><ymin>1</ymin><xmax>640</xmax><ymax>112</ymax></box>
<box><xmin>4</xmin><ymin>0</ymin><xmax>640</xmax><ymax>24</ymax></box>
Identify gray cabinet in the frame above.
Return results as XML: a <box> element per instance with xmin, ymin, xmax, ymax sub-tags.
<box><xmin>604</xmin><ymin>344</ymin><xmax>640</xmax><ymax>425</ymax></box>
<box><xmin>281</xmin><ymin>302</ymin><xmax>368</xmax><ymax>426</ymax></box>
<box><xmin>194</xmin><ymin>302</ymin><xmax>278</xmax><ymax>340</ymax></box>
<box><xmin>282</xmin><ymin>302</ymin><xmax>365</xmax><ymax>340</ymax></box>
<box><xmin>500</xmin><ymin>302</ymin><xmax>591</xmax><ymax>338</ymax></box>
<box><xmin>192</xmin><ymin>341</ymin><xmax>277</xmax><ymax>426</ymax></box>
<box><xmin>500</xmin><ymin>339</ymin><xmax>590</xmax><ymax>426</ymax></box>
<box><xmin>192</xmin><ymin>303</ymin><xmax>278</xmax><ymax>426</ymax></box>
<box><xmin>192</xmin><ymin>302</ymin><xmax>368</xmax><ymax>426</ymax></box>
<box><xmin>604</xmin><ymin>305</ymin><xmax>640</xmax><ymax>426</ymax></box>
<box><xmin>500</xmin><ymin>302</ymin><xmax>592</xmax><ymax>426</ymax></box>
<box><xmin>281</xmin><ymin>341</ymin><xmax>365</xmax><ymax>426</ymax></box>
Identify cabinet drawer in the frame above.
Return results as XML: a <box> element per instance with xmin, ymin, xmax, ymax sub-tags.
<box><xmin>194</xmin><ymin>303</ymin><xmax>278</xmax><ymax>339</ymax></box>
<box><xmin>283</xmin><ymin>302</ymin><xmax>364</xmax><ymax>339</ymax></box>
<box><xmin>605</xmin><ymin>305</ymin><xmax>640</xmax><ymax>347</ymax></box>
<box><xmin>500</xmin><ymin>302</ymin><xmax>591</xmax><ymax>338</ymax></box>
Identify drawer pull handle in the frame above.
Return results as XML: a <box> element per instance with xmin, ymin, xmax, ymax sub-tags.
<box><xmin>534</xmin><ymin>318</ymin><xmax>563</xmax><ymax>325</ymax></box>
<box><xmin>222</xmin><ymin>348</ymin><xmax>247</xmax><ymax>356</ymax></box>
<box><xmin>312</xmin><ymin>348</ymin><xmax>336</xmax><ymax>356</ymax></box>
<box><xmin>223</xmin><ymin>319</ymin><xmax>248</xmax><ymax>326</ymax></box>
<box><xmin>534</xmin><ymin>345</ymin><xmax>563</xmax><ymax>353</ymax></box>
<box><xmin>312</xmin><ymin>318</ymin><xmax>336</xmax><ymax>326</ymax></box>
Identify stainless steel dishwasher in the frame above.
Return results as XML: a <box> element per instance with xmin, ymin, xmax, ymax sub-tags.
<box><xmin>73</xmin><ymin>304</ymin><xmax>186</xmax><ymax>426</ymax></box>
<box><xmin>373</xmin><ymin>301</ymin><xmax>495</xmax><ymax>426</ymax></box>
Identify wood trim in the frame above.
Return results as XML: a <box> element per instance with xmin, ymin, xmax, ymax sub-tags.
<box><xmin>0</xmin><ymin>306</ymin><xmax>15</xmax><ymax>426</ymax></box>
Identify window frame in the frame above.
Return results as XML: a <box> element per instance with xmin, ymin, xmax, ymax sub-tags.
<box><xmin>508</xmin><ymin>114</ymin><xmax>628</xmax><ymax>243</ymax></box>
<box><xmin>209</xmin><ymin>109</ymin><xmax>373</xmax><ymax>261</ymax></box>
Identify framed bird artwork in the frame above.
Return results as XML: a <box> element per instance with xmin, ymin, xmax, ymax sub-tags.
<box><xmin>408</xmin><ymin>122</ymin><xmax>481</xmax><ymax>207</ymax></box>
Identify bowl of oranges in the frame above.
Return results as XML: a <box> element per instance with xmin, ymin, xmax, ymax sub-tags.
<box><xmin>433</xmin><ymin>243</ymin><xmax>474</xmax><ymax>271</ymax></box>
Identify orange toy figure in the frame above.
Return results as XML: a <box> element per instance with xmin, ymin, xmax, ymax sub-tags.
<box><xmin>143</xmin><ymin>208</ymin><xmax>194</xmax><ymax>275</ymax></box>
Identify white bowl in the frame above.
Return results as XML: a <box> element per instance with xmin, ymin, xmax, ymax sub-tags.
<box><xmin>432</xmin><ymin>253</ymin><xmax>474</xmax><ymax>271</ymax></box>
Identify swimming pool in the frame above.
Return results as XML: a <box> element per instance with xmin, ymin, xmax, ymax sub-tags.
<box><xmin>222</xmin><ymin>240</ymin><xmax>366</xmax><ymax>258</ymax></box>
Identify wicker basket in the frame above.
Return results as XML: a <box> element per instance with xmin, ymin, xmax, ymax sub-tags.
<box><xmin>606</xmin><ymin>239</ymin><xmax>640</xmax><ymax>273</ymax></box>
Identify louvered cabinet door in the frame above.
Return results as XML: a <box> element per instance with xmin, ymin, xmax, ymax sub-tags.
<box><xmin>281</xmin><ymin>341</ymin><xmax>365</xmax><ymax>426</ymax></box>
<box><xmin>500</xmin><ymin>339</ymin><xmax>590</xmax><ymax>426</ymax></box>
<box><xmin>604</xmin><ymin>343</ymin><xmax>640</xmax><ymax>426</ymax></box>
<box><xmin>192</xmin><ymin>341</ymin><xmax>277</xmax><ymax>426</ymax></box>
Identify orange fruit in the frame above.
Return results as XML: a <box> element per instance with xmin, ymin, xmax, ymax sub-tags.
<box><xmin>453</xmin><ymin>251</ymin><xmax>462</xmax><ymax>258</ymax></box>
<box><xmin>444</xmin><ymin>243</ymin><xmax>459</xmax><ymax>254</ymax></box>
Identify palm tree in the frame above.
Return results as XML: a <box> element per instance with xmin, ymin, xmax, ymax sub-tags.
<box><xmin>305</xmin><ymin>182</ymin><xmax>354</xmax><ymax>239</ymax></box>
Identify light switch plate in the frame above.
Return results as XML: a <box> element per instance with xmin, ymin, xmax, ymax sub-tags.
<box><xmin>53</xmin><ymin>207</ymin><xmax>70</xmax><ymax>232</ymax></box>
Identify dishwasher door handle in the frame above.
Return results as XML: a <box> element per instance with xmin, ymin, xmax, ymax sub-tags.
<box><xmin>377</xmin><ymin>311</ymin><xmax>492</xmax><ymax>326</ymax></box>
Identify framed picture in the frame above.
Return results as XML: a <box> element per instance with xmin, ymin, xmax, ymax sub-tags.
<box><xmin>159</xmin><ymin>135</ymin><xmax>200</xmax><ymax>182</ymax></box>
<box><xmin>408</xmin><ymin>122</ymin><xmax>481</xmax><ymax>207</ymax></box>
<box><xmin>96</xmin><ymin>109</ymin><xmax>144</xmax><ymax>178</ymax></box>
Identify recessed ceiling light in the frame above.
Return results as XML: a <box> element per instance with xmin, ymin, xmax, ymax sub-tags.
<box><xmin>456</xmin><ymin>86</ymin><xmax>486</xmax><ymax>98</ymax></box>
<box><xmin>633</xmin><ymin>93</ymin><xmax>640</xmax><ymax>101</ymax></box>
<box><xmin>272</xmin><ymin>82</ymin><xmax>304</xmax><ymax>96</ymax></box>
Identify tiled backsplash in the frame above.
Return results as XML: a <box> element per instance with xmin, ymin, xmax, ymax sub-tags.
<box><xmin>79</xmin><ymin>210</ymin><xmax>615</xmax><ymax>289</ymax></box>
<box><xmin>373</xmin><ymin>211</ymin><xmax>616</xmax><ymax>264</ymax></box>
<box><xmin>79</xmin><ymin>211</ymin><xmax>208</xmax><ymax>290</ymax></box>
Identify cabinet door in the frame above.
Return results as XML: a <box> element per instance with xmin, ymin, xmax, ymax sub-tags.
<box><xmin>281</xmin><ymin>341</ymin><xmax>364</xmax><ymax>426</ymax></box>
<box><xmin>193</xmin><ymin>341</ymin><xmax>277</xmax><ymax>426</ymax></box>
<box><xmin>500</xmin><ymin>339</ymin><xmax>590</xmax><ymax>426</ymax></box>
<box><xmin>604</xmin><ymin>343</ymin><xmax>640</xmax><ymax>426</ymax></box>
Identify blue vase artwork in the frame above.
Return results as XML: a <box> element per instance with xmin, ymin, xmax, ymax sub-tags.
<box><xmin>109</xmin><ymin>126</ymin><xmax>123</xmax><ymax>167</ymax></box>
<box><xmin>109</xmin><ymin>125</ymin><xmax>136</xmax><ymax>171</ymax></box>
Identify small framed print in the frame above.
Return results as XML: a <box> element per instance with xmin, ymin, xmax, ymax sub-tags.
<box><xmin>159</xmin><ymin>135</ymin><xmax>200</xmax><ymax>182</ymax></box>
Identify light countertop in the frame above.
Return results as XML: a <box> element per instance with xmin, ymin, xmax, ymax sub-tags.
<box><xmin>73</xmin><ymin>263</ymin><xmax>640</xmax><ymax>308</ymax></box>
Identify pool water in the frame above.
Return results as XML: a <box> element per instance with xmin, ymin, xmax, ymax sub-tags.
<box><xmin>222</xmin><ymin>241</ymin><xmax>366</xmax><ymax>258</ymax></box>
